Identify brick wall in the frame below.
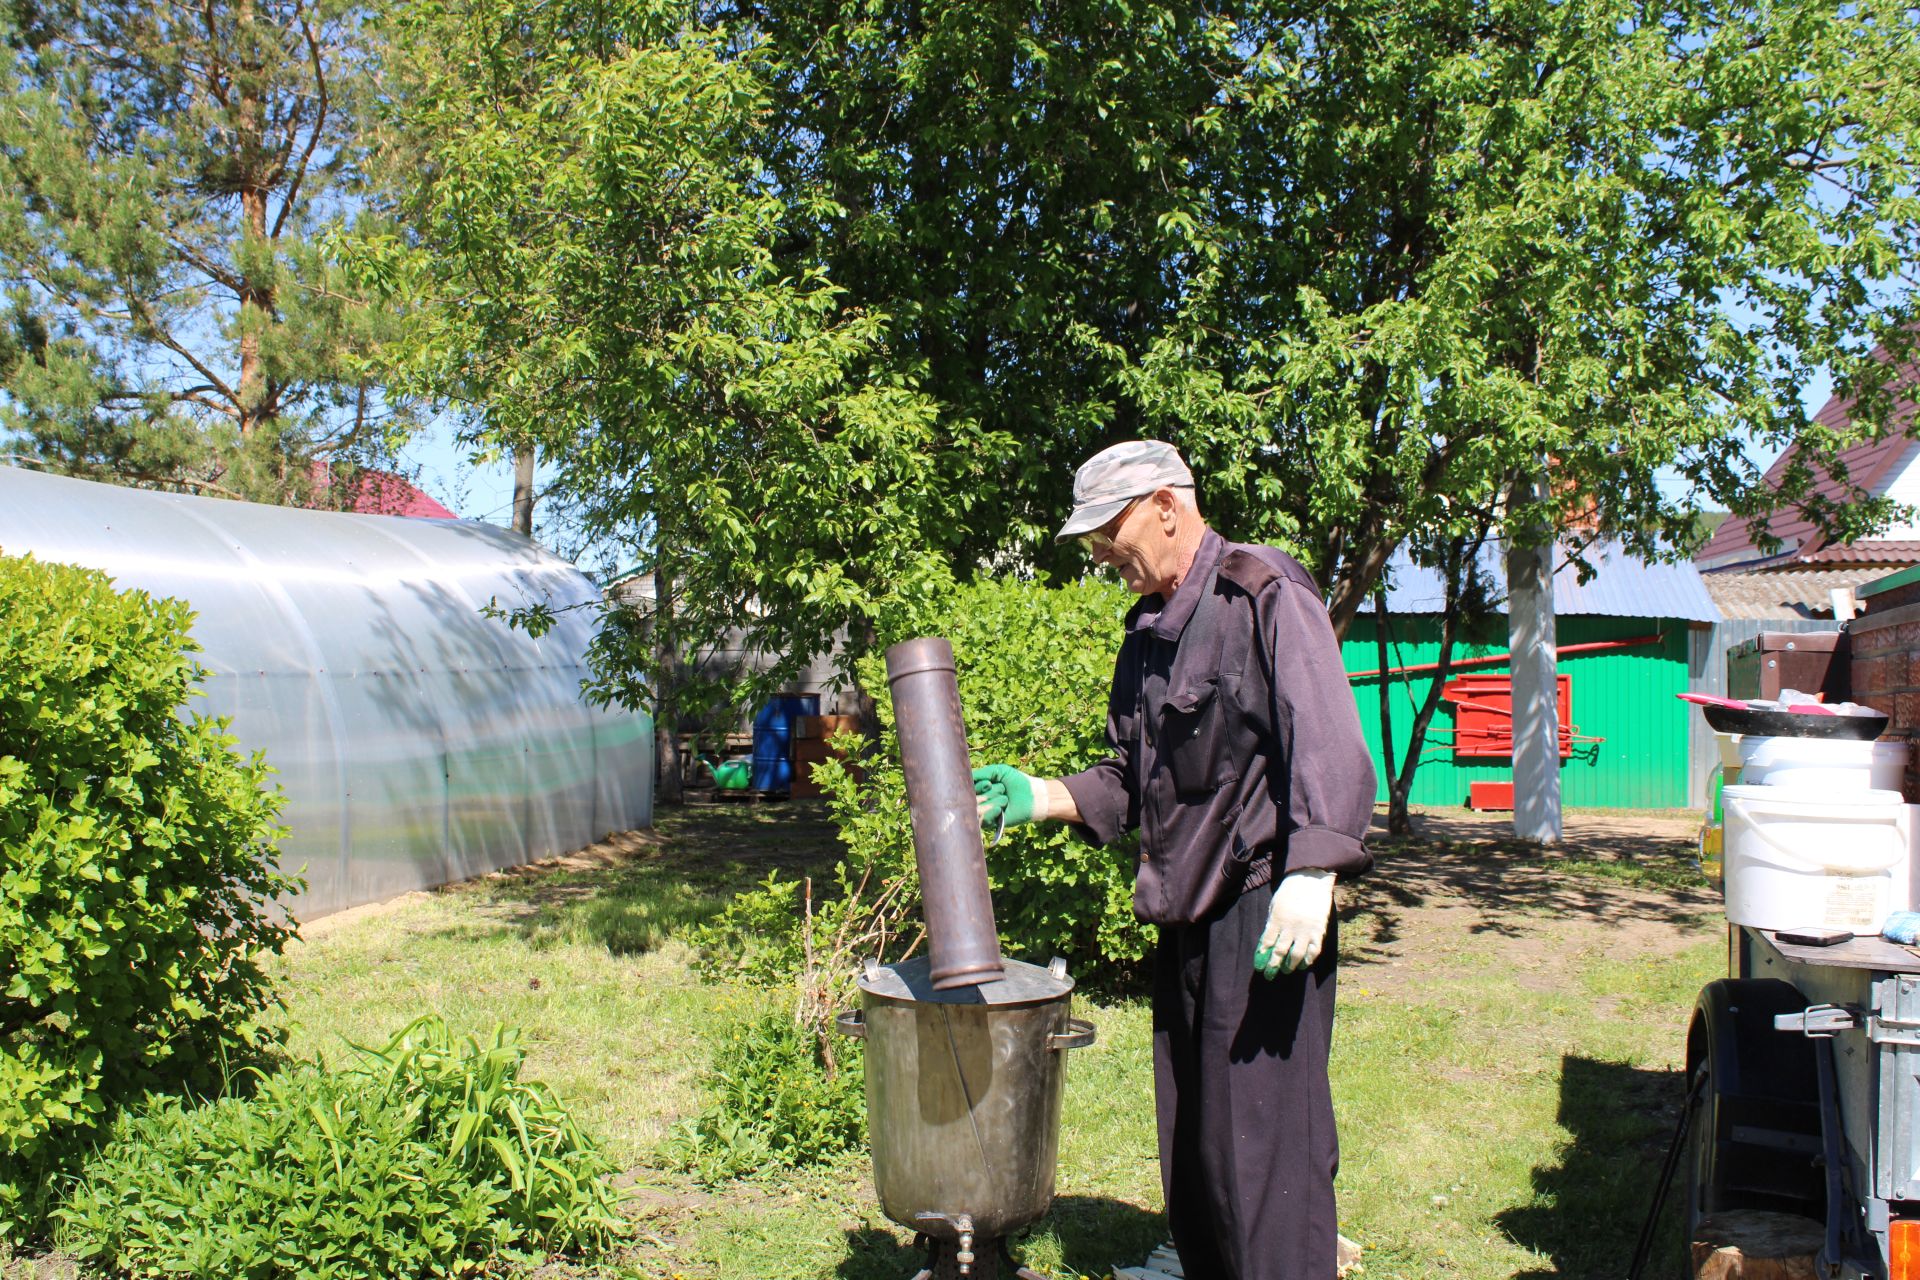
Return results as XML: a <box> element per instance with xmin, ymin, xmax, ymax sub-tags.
<box><xmin>1849</xmin><ymin>605</ymin><xmax>1920</xmax><ymax>800</ymax></box>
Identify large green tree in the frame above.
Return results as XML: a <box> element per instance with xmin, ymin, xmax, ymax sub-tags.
<box><xmin>364</xmin><ymin>0</ymin><xmax>992</xmax><ymax>711</ymax></box>
<box><xmin>726</xmin><ymin>0</ymin><xmax>1920</xmax><ymax>629</ymax></box>
<box><xmin>0</xmin><ymin>0</ymin><xmax>407</xmax><ymax>503</ymax></box>
<box><xmin>373</xmin><ymin>0</ymin><xmax>1920</xmax><ymax>718</ymax></box>
<box><xmin>1101</xmin><ymin>0</ymin><xmax>1920</xmax><ymax>634</ymax></box>
<box><xmin>727</xmin><ymin>0</ymin><xmax>1242</xmax><ymax>565</ymax></box>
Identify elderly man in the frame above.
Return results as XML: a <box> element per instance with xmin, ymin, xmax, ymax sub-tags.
<box><xmin>974</xmin><ymin>440</ymin><xmax>1375</xmax><ymax>1280</ymax></box>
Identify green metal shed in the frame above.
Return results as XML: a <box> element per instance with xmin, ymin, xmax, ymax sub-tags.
<box><xmin>1346</xmin><ymin>541</ymin><xmax>1721</xmax><ymax>810</ymax></box>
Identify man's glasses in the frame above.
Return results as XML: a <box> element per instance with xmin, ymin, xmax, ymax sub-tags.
<box><xmin>1078</xmin><ymin>497</ymin><xmax>1141</xmax><ymax>554</ymax></box>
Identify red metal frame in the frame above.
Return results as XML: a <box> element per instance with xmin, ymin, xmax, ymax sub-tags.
<box><xmin>1441</xmin><ymin>674</ymin><xmax>1575</xmax><ymax>759</ymax></box>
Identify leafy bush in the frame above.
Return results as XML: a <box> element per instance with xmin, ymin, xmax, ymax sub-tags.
<box><xmin>698</xmin><ymin>575</ymin><xmax>1147</xmax><ymax>992</ymax></box>
<box><xmin>0</xmin><ymin>553</ymin><xmax>297</xmax><ymax>1229</ymax></box>
<box><xmin>870</xmin><ymin>576</ymin><xmax>1151</xmax><ymax>971</ymax></box>
<box><xmin>662</xmin><ymin>1008</ymin><xmax>865</xmax><ymax>1185</ymax></box>
<box><xmin>55</xmin><ymin>1016</ymin><xmax>625</xmax><ymax>1277</ymax></box>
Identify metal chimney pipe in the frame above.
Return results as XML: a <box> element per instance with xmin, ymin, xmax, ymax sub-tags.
<box><xmin>884</xmin><ymin>637</ymin><xmax>1005</xmax><ymax>990</ymax></box>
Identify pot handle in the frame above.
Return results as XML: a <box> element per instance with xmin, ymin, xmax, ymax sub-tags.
<box><xmin>835</xmin><ymin>1009</ymin><xmax>866</xmax><ymax>1040</ymax></box>
<box><xmin>1048</xmin><ymin>1017</ymin><xmax>1096</xmax><ymax>1051</ymax></box>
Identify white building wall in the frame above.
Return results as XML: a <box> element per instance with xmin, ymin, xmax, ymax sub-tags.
<box><xmin>1871</xmin><ymin>439</ymin><xmax>1920</xmax><ymax>538</ymax></box>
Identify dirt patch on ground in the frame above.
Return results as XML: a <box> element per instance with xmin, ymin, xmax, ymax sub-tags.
<box><xmin>294</xmin><ymin>888</ymin><xmax>440</xmax><ymax>941</ymax></box>
<box><xmin>1341</xmin><ymin>808</ymin><xmax>1719</xmax><ymax>994</ymax></box>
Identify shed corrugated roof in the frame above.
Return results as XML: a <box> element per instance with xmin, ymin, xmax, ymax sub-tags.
<box><xmin>1701</xmin><ymin>567</ymin><xmax>1888</xmax><ymax>620</ymax></box>
<box><xmin>1358</xmin><ymin>539</ymin><xmax>1719</xmax><ymax>622</ymax></box>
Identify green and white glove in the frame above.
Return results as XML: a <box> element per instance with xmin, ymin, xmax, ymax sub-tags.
<box><xmin>972</xmin><ymin>765</ymin><xmax>1042</xmax><ymax>830</ymax></box>
<box><xmin>1254</xmin><ymin>869</ymin><xmax>1335</xmax><ymax>978</ymax></box>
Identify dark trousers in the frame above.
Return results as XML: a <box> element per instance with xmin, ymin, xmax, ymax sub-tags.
<box><xmin>1153</xmin><ymin>882</ymin><xmax>1339</xmax><ymax>1280</ymax></box>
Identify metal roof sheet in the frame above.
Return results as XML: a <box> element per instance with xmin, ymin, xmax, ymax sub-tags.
<box><xmin>1357</xmin><ymin>539</ymin><xmax>1720</xmax><ymax>622</ymax></box>
<box><xmin>1791</xmin><ymin>540</ymin><xmax>1920</xmax><ymax>564</ymax></box>
<box><xmin>305</xmin><ymin>462</ymin><xmax>458</xmax><ymax>518</ymax></box>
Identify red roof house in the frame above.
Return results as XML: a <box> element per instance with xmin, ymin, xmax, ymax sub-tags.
<box><xmin>307</xmin><ymin>463</ymin><xmax>457</xmax><ymax>519</ymax></box>
<box><xmin>1696</xmin><ymin>352</ymin><xmax>1920</xmax><ymax>619</ymax></box>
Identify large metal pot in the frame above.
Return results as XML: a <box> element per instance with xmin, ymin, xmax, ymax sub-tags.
<box><xmin>837</xmin><ymin>955</ymin><xmax>1096</xmax><ymax>1244</ymax></box>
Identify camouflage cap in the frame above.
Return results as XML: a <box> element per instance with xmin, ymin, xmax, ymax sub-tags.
<box><xmin>1055</xmin><ymin>440</ymin><xmax>1195</xmax><ymax>542</ymax></box>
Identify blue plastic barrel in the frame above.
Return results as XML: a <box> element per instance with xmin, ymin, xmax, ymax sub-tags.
<box><xmin>751</xmin><ymin>694</ymin><xmax>819</xmax><ymax>793</ymax></box>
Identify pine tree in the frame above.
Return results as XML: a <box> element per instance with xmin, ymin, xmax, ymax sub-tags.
<box><xmin>0</xmin><ymin>0</ymin><xmax>405</xmax><ymax>503</ymax></box>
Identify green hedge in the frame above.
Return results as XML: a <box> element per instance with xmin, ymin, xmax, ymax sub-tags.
<box><xmin>682</xmin><ymin>576</ymin><xmax>1140</xmax><ymax>1177</ymax></box>
<box><xmin>0</xmin><ymin>553</ymin><xmax>296</xmax><ymax>1228</ymax></box>
<box><xmin>663</xmin><ymin>1008</ymin><xmax>866</xmax><ymax>1185</ymax></box>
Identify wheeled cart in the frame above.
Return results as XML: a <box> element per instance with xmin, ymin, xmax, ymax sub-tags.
<box><xmin>1679</xmin><ymin>926</ymin><xmax>1920</xmax><ymax>1278</ymax></box>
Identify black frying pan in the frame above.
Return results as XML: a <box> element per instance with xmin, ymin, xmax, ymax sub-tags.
<box><xmin>1701</xmin><ymin>703</ymin><xmax>1889</xmax><ymax>740</ymax></box>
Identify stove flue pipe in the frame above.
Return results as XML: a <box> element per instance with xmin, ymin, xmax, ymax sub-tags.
<box><xmin>884</xmin><ymin>637</ymin><xmax>1005</xmax><ymax>990</ymax></box>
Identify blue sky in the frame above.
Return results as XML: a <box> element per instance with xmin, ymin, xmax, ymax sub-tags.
<box><xmin>396</xmin><ymin>430</ymin><xmax>527</xmax><ymax>524</ymax></box>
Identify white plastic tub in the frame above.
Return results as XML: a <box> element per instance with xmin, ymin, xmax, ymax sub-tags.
<box><xmin>1735</xmin><ymin>735</ymin><xmax>1908</xmax><ymax>792</ymax></box>
<box><xmin>1722</xmin><ymin>784</ymin><xmax>1911</xmax><ymax>933</ymax></box>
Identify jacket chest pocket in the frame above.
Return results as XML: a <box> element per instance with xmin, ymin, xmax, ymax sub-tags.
<box><xmin>1158</xmin><ymin>679</ymin><xmax>1228</xmax><ymax>796</ymax></box>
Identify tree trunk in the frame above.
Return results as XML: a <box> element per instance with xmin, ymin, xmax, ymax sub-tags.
<box><xmin>237</xmin><ymin>191</ymin><xmax>268</xmax><ymax>438</ymax></box>
<box><xmin>1507</xmin><ymin>473</ymin><xmax>1561</xmax><ymax>844</ymax></box>
<box><xmin>1373</xmin><ymin>588</ymin><xmax>1395</xmax><ymax>812</ymax></box>
<box><xmin>235</xmin><ymin>0</ymin><xmax>271</xmax><ymax>439</ymax></box>
<box><xmin>653</xmin><ymin>557</ymin><xmax>683</xmax><ymax>805</ymax></box>
<box><xmin>1325</xmin><ymin>529</ymin><xmax>1400</xmax><ymax>641</ymax></box>
<box><xmin>851</xmin><ymin>619</ymin><xmax>883</xmax><ymax>742</ymax></box>
<box><xmin>1387</xmin><ymin>525</ymin><xmax>1495</xmax><ymax>836</ymax></box>
<box><xmin>512</xmin><ymin>444</ymin><xmax>535</xmax><ymax>535</ymax></box>
<box><xmin>1388</xmin><ymin>597</ymin><xmax>1463</xmax><ymax>837</ymax></box>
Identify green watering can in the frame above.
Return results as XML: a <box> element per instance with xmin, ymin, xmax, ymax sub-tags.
<box><xmin>704</xmin><ymin>757</ymin><xmax>753</xmax><ymax>790</ymax></box>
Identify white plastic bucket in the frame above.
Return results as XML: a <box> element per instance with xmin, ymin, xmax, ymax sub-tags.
<box><xmin>1735</xmin><ymin>735</ymin><xmax>1907</xmax><ymax>792</ymax></box>
<box><xmin>1722</xmin><ymin>784</ymin><xmax>1911</xmax><ymax>933</ymax></box>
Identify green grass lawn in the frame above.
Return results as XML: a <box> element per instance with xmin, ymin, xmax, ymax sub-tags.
<box><xmin>265</xmin><ymin>803</ymin><xmax>1721</xmax><ymax>1280</ymax></box>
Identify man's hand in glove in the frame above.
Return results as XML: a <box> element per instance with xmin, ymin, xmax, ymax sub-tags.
<box><xmin>972</xmin><ymin>765</ymin><xmax>1042</xmax><ymax>829</ymax></box>
<box><xmin>1254</xmin><ymin>869</ymin><xmax>1336</xmax><ymax>978</ymax></box>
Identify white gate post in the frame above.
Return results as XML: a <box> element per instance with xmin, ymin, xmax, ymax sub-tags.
<box><xmin>1507</xmin><ymin>482</ymin><xmax>1562</xmax><ymax>844</ymax></box>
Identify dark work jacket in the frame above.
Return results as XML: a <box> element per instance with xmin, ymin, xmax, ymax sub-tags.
<box><xmin>1060</xmin><ymin>530</ymin><xmax>1376</xmax><ymax>925</ymax></box>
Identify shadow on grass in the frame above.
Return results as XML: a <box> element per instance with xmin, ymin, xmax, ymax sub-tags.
<box><xmin>1496</xmin><ymin>1054</ymin><xmax>1688</xmax><ymax>1280</ymax></box>
<box><xmin>1344</xmin><ymin>809</ymin><xmax>1717</xmax><ymax>954</ymax></box>
<box><xmin>835</xmin><ymin>1224</ymin><xmax>923</xmax><ymax>1279</ymax></box>
<box><xmin>831</xmin><ymin>1195</ymin><xmax>1165</xmax><ymax>1280</ymax></box>
<box><xmin>436</xmin><ymin>803</ymin><xmax>848</xmax><ymax>956</ymax></box>
<box><xmin>1043</xmin><ymin>1193</ymin><xmax>1168</xmax><ymax>1277</ymax></box>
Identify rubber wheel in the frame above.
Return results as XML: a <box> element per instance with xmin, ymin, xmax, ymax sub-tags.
<box><xmin>1683</xmin><ymin>1054</ymin><xmax>1719</xmax><ymax>1248</ymax></box>
<box><xmin>1682</xmin><ymin>980</ymin><xmax>1824</xmax><ymax>1263</ymax></box>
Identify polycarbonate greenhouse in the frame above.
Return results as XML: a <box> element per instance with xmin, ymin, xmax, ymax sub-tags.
<box><xmin>0</xmin><ymin>467</ymin><xmax>653</xmax><ymax>920</ymax></box>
